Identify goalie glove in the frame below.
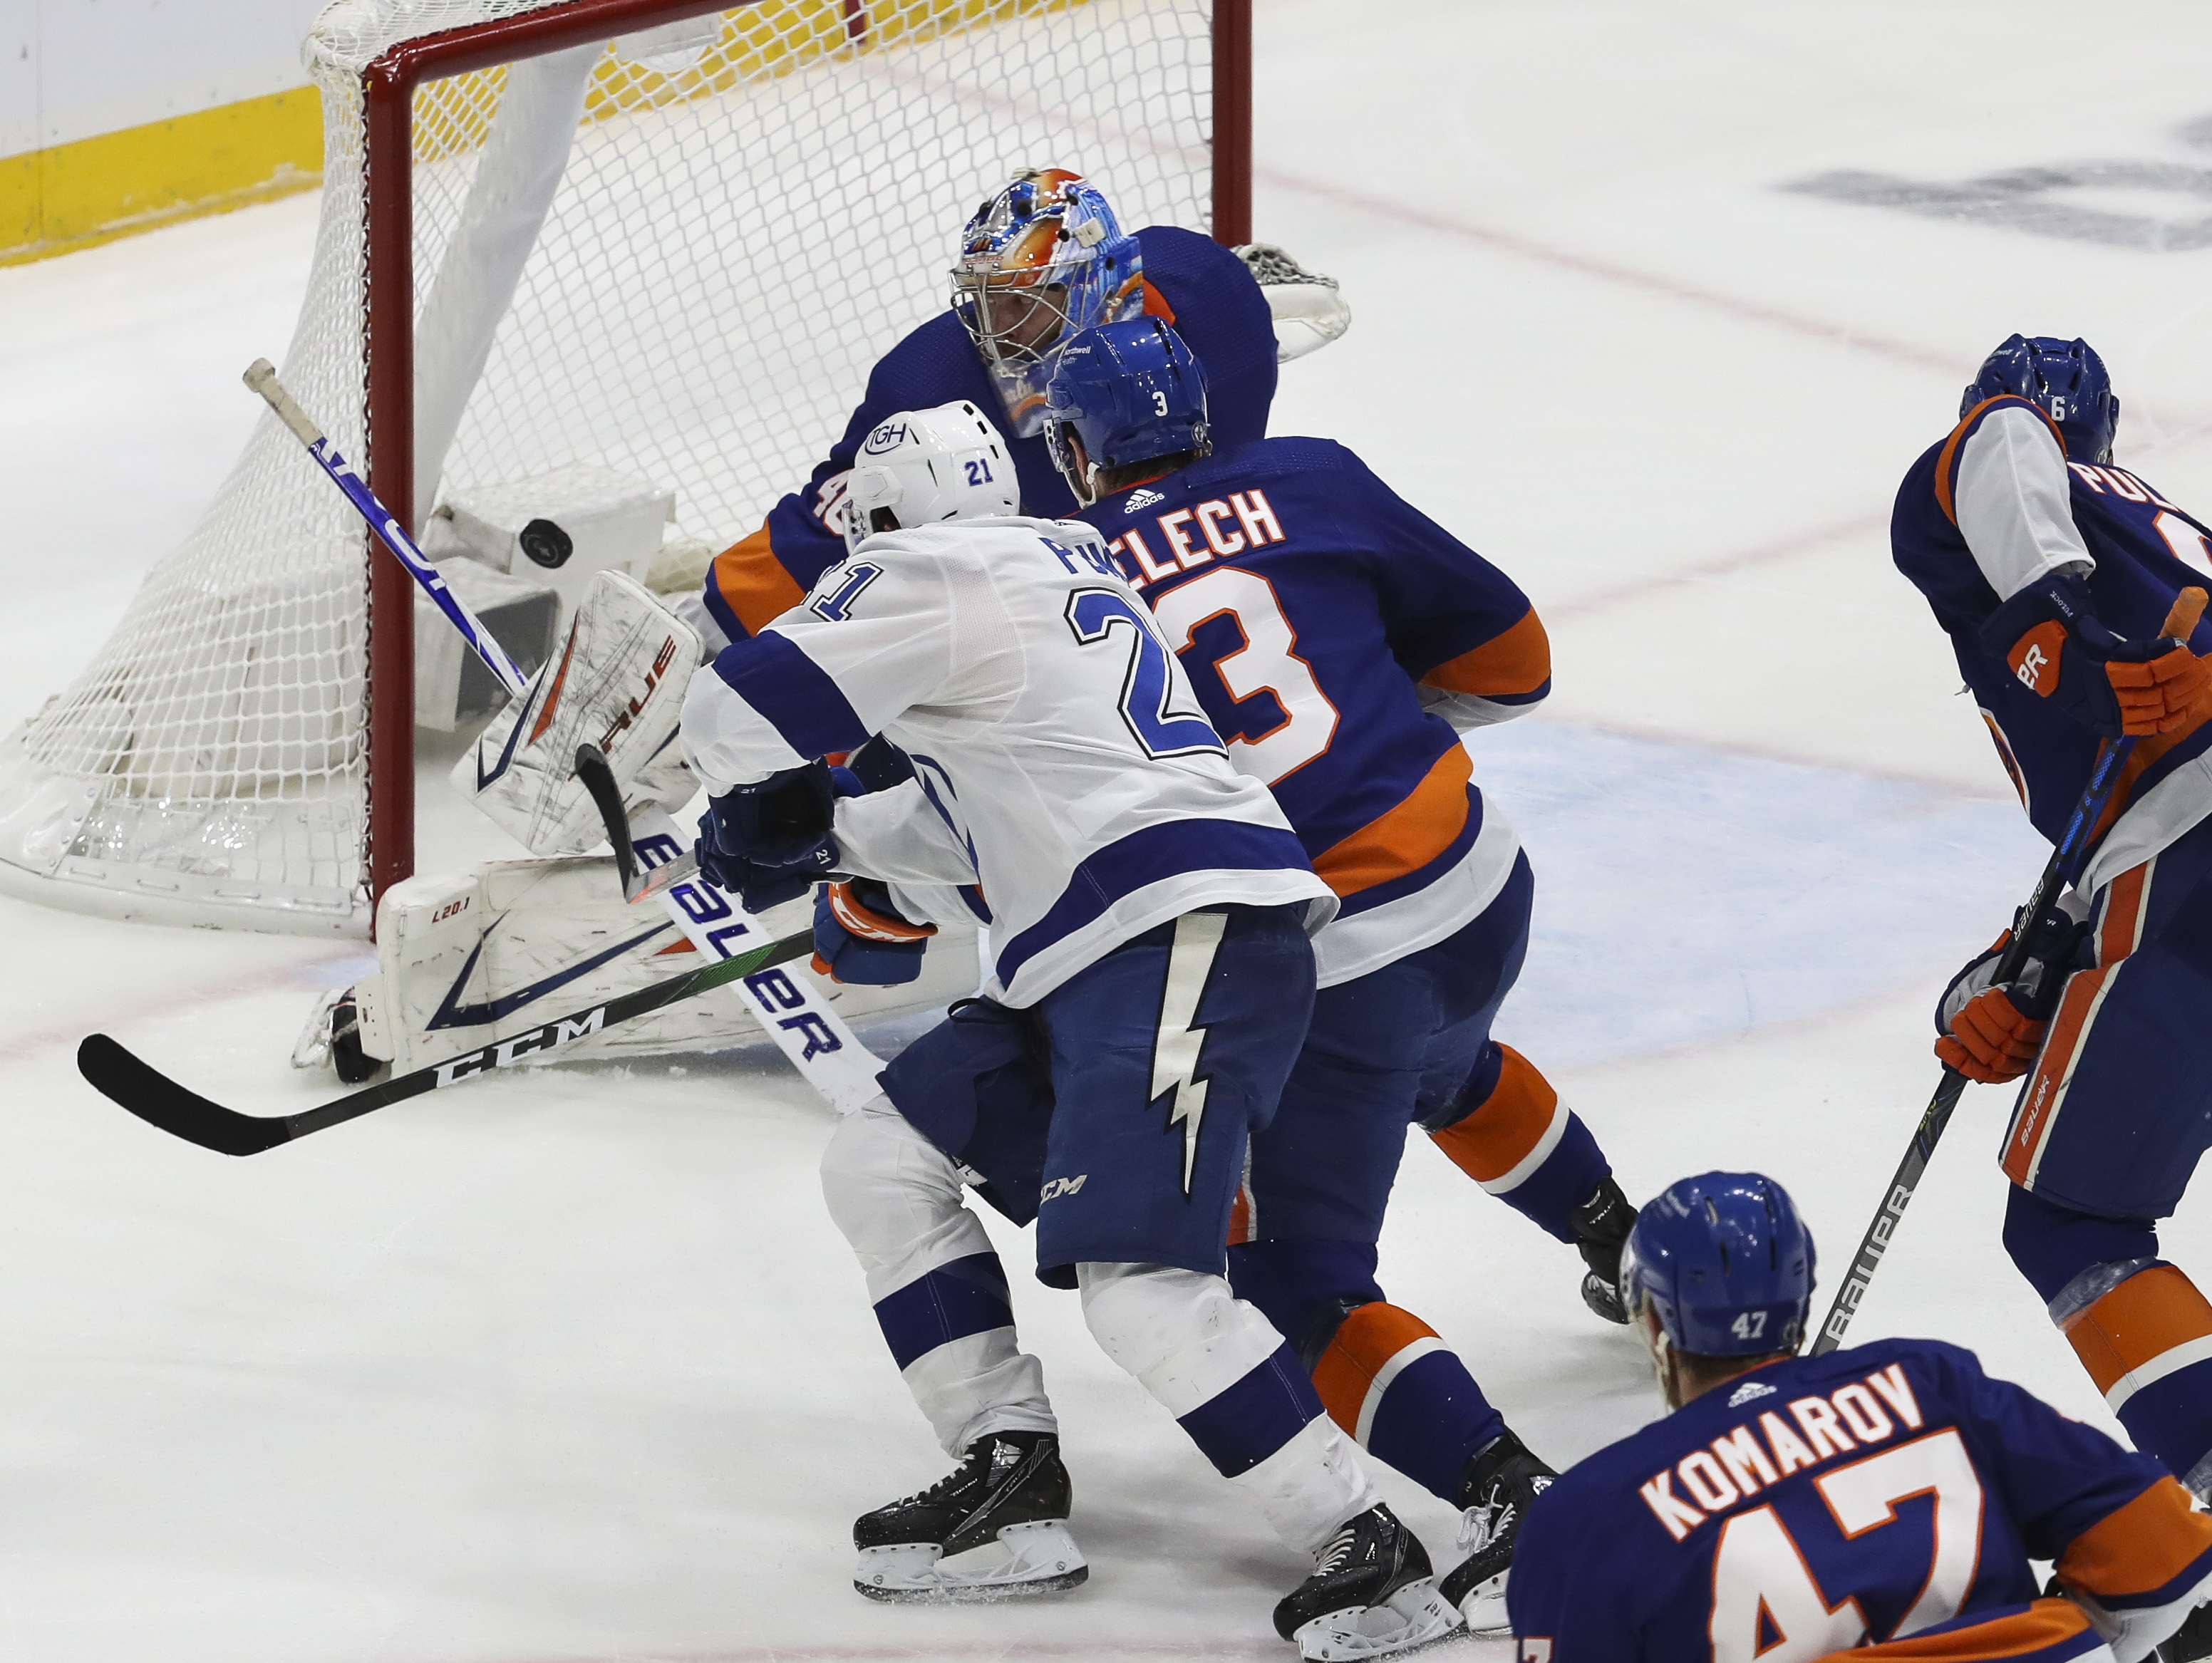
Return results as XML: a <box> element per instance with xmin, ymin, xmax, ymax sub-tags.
<box><xmin>1933</xmin><ymin>906</ymin><xmax>2087</xmax><ymax>1084</ymax></box>
<box><xmin>1234</xmin><ymin>242</ymin><xmax>1352</xmax><ymax>364</ymax></box>
<box><xmin>1980</xmin><ymin>574</ymin><xmax>2202</xmax><ymax>739</ymax></box>
<box><xmin>696</xmin><ymin>760</ymin><xmax>840</xmax><ymax>911</ymax></box>
<box><xmin>812</xmin><ymin>878</ymin><xmax>936</xmax><ymax>985</ymax></box>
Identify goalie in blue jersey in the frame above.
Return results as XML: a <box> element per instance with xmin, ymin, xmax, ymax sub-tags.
<box><xmin>1507</xmin><ymin>1172</ymin><xmax>2212</xmax><ymax>1662</ymax></box>
<box><xmin>1045</xmin><ymin>316</ymin><xmax>1641</xmax><ymax>1627</ymax></box>
<box><xmin>687</xmin><ymin>166</ymin><xmax>1343</xmax><ymax>646</ymax></box>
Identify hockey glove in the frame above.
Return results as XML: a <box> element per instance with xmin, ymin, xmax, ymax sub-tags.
<box><xmin>812</xmin><ymin>879</ymin><xmax>935</xmax><ymax>985</ymax></box>
<box><xmin>695</xmin><ymin>760</ymin><xmax>841</xmax><ymax>911</ymax></box>
<box><xmin>1933</xmin><ymin>907</ymin><xmax>2085</xmax><ymax>1084</ymax></box>
<box><xmin>1981</xmin><ymin>575</ymin><xmax>2203</xmax><ymax>739</ymax></box>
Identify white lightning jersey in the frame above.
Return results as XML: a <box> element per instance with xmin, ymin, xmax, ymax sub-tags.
<box><xmin>680</xmin><ymin>514</ymin><xmax>1335</xmax><ymax>1006</ymax></box>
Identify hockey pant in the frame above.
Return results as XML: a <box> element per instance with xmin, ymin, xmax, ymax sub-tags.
<box><xmin>819</xmin><ymin>1096</ymin><xmax>1380</xmax><ymax>1555</ymax></box>
<box><xmin>1229</xmin><ymin>857</ymin><xmax>1602</xmax><ymax>1504</ymax></box>
<box><xmin>1996</xmin><ymin>813</ymin><xmax>2212</xmax><ymax>1496</ymax></box>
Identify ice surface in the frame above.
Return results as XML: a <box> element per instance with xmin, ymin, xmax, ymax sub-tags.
<box><xmin>1</xmin><ymin>1</ymin><xmax>2211</xmax><ymax>1657</ymax></box>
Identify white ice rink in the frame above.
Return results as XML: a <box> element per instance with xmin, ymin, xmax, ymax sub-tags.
<box><xmin>3</xmin><ymin>1</ymin><xmax>2212</xmax><ymax>1657</ymax></box>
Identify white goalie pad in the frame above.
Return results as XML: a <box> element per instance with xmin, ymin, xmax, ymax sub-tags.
<box><xmin>455</xmin><ymin>569</ymin><xmax>701</xmax><ymax>854</ymax></box>
<box><xmin>349</xmin><ymin>853</ymin><xmax>981</xmax><ymax>1079</ymax></box>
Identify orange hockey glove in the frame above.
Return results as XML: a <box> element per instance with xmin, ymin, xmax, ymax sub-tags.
<box><xmin>1936</xmin><ymin>982</ymin><xmax>2045</xmax><ymax>1084</ymax></box>
<box><xmin>2104</xmin><ymin>586</ymin><xmax>2212</xmax><ymax>737</ymax></box>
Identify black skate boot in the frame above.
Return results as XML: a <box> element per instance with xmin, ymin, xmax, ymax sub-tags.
<box><xmin>1439</xmin><ymin>1429</ymin><xmax>1556</xmax><ymax>1632</ymax></box>
<box><xmin>1569</xmin><ymin>1176</ymin><xmax>1637</xmax><ymax>1325</ymax></box>
<box><xmin>1272</xmin><ymin>1503</ymin><xmax>1461</xmax><ymax>1658</ymax></box>
<box><xmin>851</xmin><ymin>1429</ymin><xmax>1086</xmax><ymax>1602</ymax></box>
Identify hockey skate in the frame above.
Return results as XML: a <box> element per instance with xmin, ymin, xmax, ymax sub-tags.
<box><xmin>1440</xmin><ymin>1429</ymin><xmax>1556</xmax><ymax>1632</ymax></box>
<box><xmin>851</xmin><ymin>1430</ymin><xmax>1087</xmax><ymax>1602</ymax></box>
<box><xmin>1570</xmin><ymin>1177</ymin><xmax>1638</xmax><ymax>1325</ymax></box>
<box><xmin>1273</xmin><ymin>1504</ymin><xmax>1462</xmax><ymax>1661</ymax></box>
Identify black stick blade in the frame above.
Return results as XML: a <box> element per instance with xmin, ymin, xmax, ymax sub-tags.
<box><xmin>76</xmin><ymin>1035</ymin><xmax>296</xmax><ymax>1156</ymax></box>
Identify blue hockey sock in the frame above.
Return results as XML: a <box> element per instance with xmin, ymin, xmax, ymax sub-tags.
<box><xmin>1427</xmin><ymin>1043</ymin><xmax>1608</xmax><ymax>1243</ymax></box>
<box><xmin>1311</xmin><ymin>1301</ymin><xmax>1506</xmax><ymax>1503</ymax></box>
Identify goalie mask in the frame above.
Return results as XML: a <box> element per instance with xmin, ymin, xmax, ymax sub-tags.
<box><xmin>839</xmin><ymin>400</ymin><xmax>1020</xmax><ymax>551</ymax></box>
<box><xmin>951</xmin><ymin>167</ymin><xmax>1145</xmax><ymax>438</ymax></box>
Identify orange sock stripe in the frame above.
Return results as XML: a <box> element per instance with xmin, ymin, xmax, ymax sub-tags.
<box><xmin>1310</xmin><ymin>745</ymin><xmax>1473</xmax><ymax>899</ymax></box>
<box><xmin>1310</xmin><ymin>1303</ymin><xmax>1439</xmax><ymax>1437</ymax></box>
<box><xmin>1831</xmin><ymin>1597</ymin><xmax>2088</xmax><ymax>1659</ymax></box>
<box><xmin>1430</xmin><ymin>1044</ymin><xmax>1560</xmax><ymax>1186</ymax></box>
<box><xmin>2064</xmin><ymin>1265</ymin><xmax>2212</xmax><ymax>1398</ymax></box>
<box><xmin>2097</xmin><ymin>861</ymin><xmax>2152</xmax><ymax>963</ymax></box>
<box><xmin>710</xmin><ymin>522</ymin><xmax>807</xmax><ymax>638</ymax></box>
<box><xmin>2057</xmin><ymin>1477</ymin><xmax>2212</xmax><ymax>1600</ymax></box>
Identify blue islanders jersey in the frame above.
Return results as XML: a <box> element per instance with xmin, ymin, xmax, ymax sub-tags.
<box><xmin>1507</xmin><ymin>1337</ymin><xmax>2212</xmax><ymax>1662</ymax></box>
<box><xmin>702</xmin><ymin>226</ymin><xmax>1278</xmax><ymax>644</ymax></box>
<box><xmin>1077</xmin><ymin>436</ymin><xmax>1550</xmax><ymax>986</ymax></box>
<box><xmin>1893</xmin><ymin>395</ymin><xmax>2212</xmax><ymax>887</ymax></box>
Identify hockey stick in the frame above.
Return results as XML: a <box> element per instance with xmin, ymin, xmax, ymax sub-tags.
<box><xmin>572</xmin><ymin>745</ymin><xmax>888</xmax><ymax>1114</ymax></box>
<box><xmin>77</xmin><ymin>928</ymin><xmax>811</xmax><ymax>1157</ymax></box>
<box><xmin>244</xmin><ymin>358</ymin><xmax>532</xmax><ymax>700</ymax></box>
<box><xmin>1812</xmin><ymin>586</ymin><xmax>2208</xmax><ymax>1354</ymax></box>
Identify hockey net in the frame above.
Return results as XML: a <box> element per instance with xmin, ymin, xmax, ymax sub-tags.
<box><xmin>0</xmin><ymin>0</ymin><xmax>1234</xmax><ymax>932</ymax></box>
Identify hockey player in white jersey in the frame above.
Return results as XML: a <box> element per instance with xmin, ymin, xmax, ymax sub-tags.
<box><xmin>678</xmin><ymin>402</ymin><xmax>1465</xmax><ymax>1656</ymax></box>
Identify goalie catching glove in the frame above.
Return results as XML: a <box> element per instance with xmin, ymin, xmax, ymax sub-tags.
<box><xmin>1933</xmin><ymin>905</ymin><xmax>2089</xmax><ymax>1084</ymax></box>
<box><xmin>813</xmin><ymin>879</ymin><xmax>936</xmax><ymax>985</ymax></box>
<box><xmin>696</xmin><ymin>760</ymin><xmax>842</xmax><ymax>911</ymax></box>
<box><xmin>1983</xmin><ymin>574</ymin><xmax>2212</xmax><ymax>738</ymax></box>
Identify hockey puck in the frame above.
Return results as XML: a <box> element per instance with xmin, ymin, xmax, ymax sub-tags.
<box><xmin>518</xmin><ymin>517</ymin><xmax>574</xmax><ymax>569</ymax></box>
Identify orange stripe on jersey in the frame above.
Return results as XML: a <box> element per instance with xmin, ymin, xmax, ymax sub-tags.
<box><xmin>710</xmin><ymin>522</ymin><xmax>808</xmax><ymax>639</ymax></box>
<box><xmin>2062</xmin><ymin>1263</ymin><xmax>2212</xmax><ymax>1399</ymax></box>
<box><xmin>2057</xmin><ymin>1476</ymin><xmax>2212</xmax><ymax>1600</ymax></box>
<box><xmin>1935</xmin><ymin>397</ymin><xmax>2068</xmax><ymax>526</ymax></box>
<box><xmin>1310</xmin><ymin>1302</ymin><xmax>1437</xmax><ymax>1437</ymax></box>
<box><xmin>2088</xmin><ymin>716</ymin><xmax>2212</xmax><ymax>844</ymax></box>
<box><xmin>1139</xmin><ymin>276</ymin><xmax>1177</xmax><ymax>325</ymax></box>
<box><xmin>1428</xmin><ymin>1043</ymin><xmax>1558</xmax><ymax>1186</ymax></box>
<box><xmin>1421</xmin><ymin>606</ymin><xmax>1551</xmax><ymax>699</ymax></box>
<box><xmin>1812</xmin><ymin>1597</ymin><xmax>2089</xmax><ymax>1659</ymax></box>
<box><xmin>1310</xmin><ymin>744</ymin><xmax>1472</xmax><ymax>898</ymax></box>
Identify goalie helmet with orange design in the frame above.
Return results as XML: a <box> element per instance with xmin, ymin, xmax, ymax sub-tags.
<box><xmin>950</xmin><ymin>168</ymin><xmax>1145</xmax><ymax>437</ymax></box>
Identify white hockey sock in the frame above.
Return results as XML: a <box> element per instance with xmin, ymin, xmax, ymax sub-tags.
<box><xmin>1077</xmin><ymin>1262</ymin><xmax>1380</xmax><ymax>1556</ymax></box>
<box><xmin>820</xmin><ymin>1095</ymin><xmax>1055</xmax><ymax>1454</ymax></box>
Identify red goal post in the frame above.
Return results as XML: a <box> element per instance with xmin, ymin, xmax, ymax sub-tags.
<box><xmin>359</xmin><ymin>0</ymin><xmax>1251</xmax><ymax>907</ymax></box>
<box><xmin>0</xmin><ymin>0</ymin><xmax>1246</xmax><ymax>935</ymax></box>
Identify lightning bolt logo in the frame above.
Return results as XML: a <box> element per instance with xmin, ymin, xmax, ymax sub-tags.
<box><xmin>1151</xmin><ymin>911</ymin><xmax>1228</xmax><ymax>1195</ymax></box>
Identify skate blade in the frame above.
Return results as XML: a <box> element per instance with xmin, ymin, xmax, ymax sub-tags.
<box><xmin>853</xmin><ymin>1519</ymin><xmax>1088</xmax><ymax>1604</ymax></box>
<box><xmin>1293</xmin><ymin>1578</ymin><xmax>1465</xmax><ymax>1661</ymax></box>
<box><xmin>1454</xmin><ymin>1567</ymin><xmax>1509</xmax><ymax>1636</ymax></box>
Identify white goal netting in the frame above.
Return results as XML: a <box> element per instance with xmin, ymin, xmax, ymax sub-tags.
<box><xmin>0</xmin><ymin>0</ymin><xmax>1216</xmax><ymax>932</ymax></box>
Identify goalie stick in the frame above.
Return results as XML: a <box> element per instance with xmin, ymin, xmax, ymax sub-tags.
<box><xmin>244</xmin><ymin>357</ymin><xmax>532</xmax><ymax>700</ymax></box>
<box><xmin>1812</xmin><ymin>585</ymin><xmax>2208</xmax><ymax>1355</ymax></box>
<box><xmin>78</xmin><ymin>928</ymin><xmax>812</xmax><ymax>1157</ymax></box>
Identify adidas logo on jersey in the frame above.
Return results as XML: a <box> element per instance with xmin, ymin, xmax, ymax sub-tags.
<box><xmin>1123</xmin><ymin>487</ymin><xmax>1165</xmax><ymax>510</ymax></box>
<box><xmin>1727</xmin><ymin>1379</ymin><xmax>1777</xmax><ymax>1407</ymax></box>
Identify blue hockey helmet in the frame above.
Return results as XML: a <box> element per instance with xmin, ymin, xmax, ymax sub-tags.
<box><xmin>1043</xmin><ymin>318</ymin><xmax>1211</xmax><ymax>503</ymax></box>
<box><xmin>1621</xmin><ymin>1172</ymin><xmax>1816</xmax><ymax>1357</ymax></box>
<box><xmin>1962</xmin><ymin>335</ymin><xmax>2119</xmax><ymax>464</ymax></box>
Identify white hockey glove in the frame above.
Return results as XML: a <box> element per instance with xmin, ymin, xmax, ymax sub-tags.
<box><xmin>1235</xmin><ymin>242</ymin><xmax>1353</xmax><ymax>363</ymax></box>
<box><xmin>456</xmin><ymin>569</ymin><xmax>701</xmax><ymax>854</ymax></box>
